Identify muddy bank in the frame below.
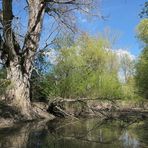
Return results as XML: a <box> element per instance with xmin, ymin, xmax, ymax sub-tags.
<box><xmin>0</xmin><ymin>99</ymin><xmax>148</xmax><ymax>128</ymax></box>
<box><xmin>0</xmin><ymin>101</ymin><xmax>54</xmax><ymax>128</ymax></box>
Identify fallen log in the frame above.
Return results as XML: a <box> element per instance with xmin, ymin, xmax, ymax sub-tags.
<box><xmin>47</xmin><ymin>97</ymin><xmax>148</xmax><ymax>120</ymax></box>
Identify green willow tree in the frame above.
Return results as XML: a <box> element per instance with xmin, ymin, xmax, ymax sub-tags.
<box><xmin>0</xmin><ymin>0</ymin><xmax>98</xmax><ymax>119</ymax></box>
<box><xmin>43</xmin><ymin>34</ymin><xmax>122</xmax><ymax>99</ymax></box>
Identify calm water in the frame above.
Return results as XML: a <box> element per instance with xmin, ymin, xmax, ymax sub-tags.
<box><xmin>0</xmin><ymin>118</ymin><xmax>148</xmax><ymax>148</ymax></box>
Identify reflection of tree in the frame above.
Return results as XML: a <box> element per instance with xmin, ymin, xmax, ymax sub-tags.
<box><xmin>45</xmin><ymin>118</ymin><xmax>147</xmax><ymax>148</ymax></box>
<box><xmin>0</xmin><ymin>118</ymin><xmax>147</xmax><ymax>148</ymax></box>
<box><xmin>45</xmin><ymin>119</ymin><xmax>124</xmax><ymax>147</ymax></box>
<box><xmin>119</xmin><ymin>131</ymin><xmax>140</xmax><ymax>148</ymax></box>
<box><xmin>134</xmin><ymin>120</ymin><xmax>148</xmax><ymax>147</ymax></box>
<box><xmin>0</xmin><ymin>120</ymin><xmax>48</xmax><ymax>148</ymax></box>
<box><xmin>0</xmin><ymin>124</ymin><xmax>30</xmax><ymax>148</ymax></box>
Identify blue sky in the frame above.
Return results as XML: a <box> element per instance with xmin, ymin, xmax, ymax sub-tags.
<box><xmin>77</xmin><ymin>0</ymin><xmax>147</xmax><ymax>56</ymax></box>
<box><xmin>10</xmin><ymin>0</ymin><xmax>147</xmax><ymax>57</ymax></box>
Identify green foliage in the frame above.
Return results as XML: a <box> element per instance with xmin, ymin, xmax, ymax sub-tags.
<box><xmin>30</xmin><ymin>65</ymin><xmax>57</xmax><ymax>102</ymax></box>
<box><xmin>137</xmin><ymin>19</ymin><xmax>148</xmax><ymax>44</ymax></box>
<box><xmin>136</xmin><ymin>47</ymin><xmax>148</xmax><ymax>99</ymax></box>
<box><xmin>121</xmin><ymin>77</ymin><xmax>138</xmax><ymax>100</ymax></box>
<box><xmin>30</xmin><ymin>34</ymin><xmax>138</xmax><ymax>101</ymax></box>
<box><xmin>136</xmin><ymin>18</ymin><xmax>148</xmax><ymax>99</ymax></box>
<box><xmin>43</xmin><ymin>34</ymin><xmax>123</xmax><ymax>99</ymax></box>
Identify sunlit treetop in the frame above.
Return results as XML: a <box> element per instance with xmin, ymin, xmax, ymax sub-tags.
<box><xmin>137</xmin><ymin>18</ymin><xmax>148</xmax><ymax>44</ymax></box>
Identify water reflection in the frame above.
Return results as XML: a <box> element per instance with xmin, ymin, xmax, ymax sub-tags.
<box><xmin>0</xmin><ymin>118</ymin><xmax>147</xmax><ymax>148</ymax></box>
<box><xmin>119</xmin><ymin>131</ymin><xmax>139</xmax><ymax>148</ymax></box>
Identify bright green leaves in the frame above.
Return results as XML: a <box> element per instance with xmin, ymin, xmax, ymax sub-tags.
<box><xmin>135</xmin><ymin>18</ymin><xmax>148</xmax><ymax>99</ymax></box>
<box><xmin>137</xmin><ymin>19</ymin><xmax>148</xmax><ymax>44</ymax></box>
<box><xmin>136</xmin><ymin>47</ymin><xmax>148</xmax><ymax>99</ymax></box>
<box><xmin>47</xmin><ymin>34</ymin><xmax>122</xmax><ymax>99</ymax></box>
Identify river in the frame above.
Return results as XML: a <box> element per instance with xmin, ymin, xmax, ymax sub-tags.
<box><xmin>0</xmin><ymin>118</ymin><xmax>147</xmax><ymax>148</ymax></box>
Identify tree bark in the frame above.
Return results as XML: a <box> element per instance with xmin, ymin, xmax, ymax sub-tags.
<box><xmin>5</xmin><ymin>61</ymin><xmax>32</xmax><ymax>119</ymax></box>
<box><xmin>2</xmin><ymin>0</ymin><xmax>45</xmax><ymax>119</ymax></box>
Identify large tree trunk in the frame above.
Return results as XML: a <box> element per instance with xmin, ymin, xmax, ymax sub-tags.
<box><xmin>5</xmin><ymin>61</ymin><xmax>32</xmax><ymax>119</ymax></box>
<box><xmin>2</xmin><ymin>0</ymin><xmax>45</xmax><ymax>119</ymax></box>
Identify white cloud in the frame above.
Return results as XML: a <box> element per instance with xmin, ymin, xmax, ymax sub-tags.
<box><xmin>115</xmin><ymin>49</ymin><xmax>136</xmax><ymax>61</ymax></box>
<box><xmin>44</xmin><ymin>49</ymin><xmax>58</xmax><ymax>65</ymax></box>
<box><xmin>105</xmin><ymin>48</ymin><xmax>136</xmax><ymax>61</ymax></box>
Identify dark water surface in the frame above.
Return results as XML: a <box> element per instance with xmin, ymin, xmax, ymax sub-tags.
<box><xmin>0</xmin><ymin>118</ymin><xmax>148</xmax><ymax>148</ymax></box>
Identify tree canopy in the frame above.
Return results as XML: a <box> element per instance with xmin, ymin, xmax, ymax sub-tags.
<box><xmin>135</xmin><ymin>18</ymin><xmax>148</xmax><ymax>99</ymax></box>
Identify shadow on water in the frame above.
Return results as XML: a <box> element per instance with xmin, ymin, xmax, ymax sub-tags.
<box><xmin>0</xmin><ymin>118</ymin><xmax>148</xmax><ymax>148</ymax></box>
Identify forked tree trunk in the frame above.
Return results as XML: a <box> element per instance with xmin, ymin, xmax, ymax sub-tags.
<box><xmin>2</xmin><ymin>0</ymin><xmax>45</xmax><ymax>119</ymax></box>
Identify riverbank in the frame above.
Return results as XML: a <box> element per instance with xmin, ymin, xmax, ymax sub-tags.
<box><xmin>0</xmin><ymin>101</ymin><xmax>55</xmax><ymax>128</ymax></box>
<box><xmin>47</xmin><ymin>98</ymin><xmax>148</xmax><ymax>118</ymax></box>
<box><xmin>0</xmin><ymin>99</ymin><xmax>148</xmax><ymax>128</ymax></box>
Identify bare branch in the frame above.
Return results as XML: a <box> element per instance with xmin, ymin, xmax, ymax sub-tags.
<box><xmin>45</xmin><ymin>0</ymin><xmax>92</xmax><ymax>6</ymax></box>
